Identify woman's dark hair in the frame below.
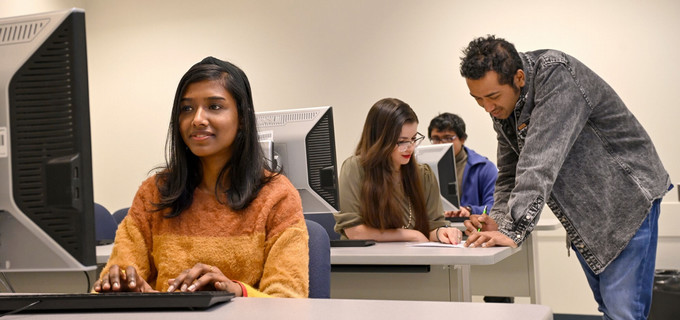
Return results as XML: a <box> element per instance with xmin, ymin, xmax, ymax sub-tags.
<box><xmin>154</xmin><ymin>56</ymin><xmax>276</xmax><ymax>217</ymax></box>
<box><xmin>427</xmin><ymin>112</ymin><xmax>467</xmax><ymax>140</ymax></box>
<box><xmin>460</xmin><ymin>35</ymin><xmax>523</xmax><ymax>86</ymax></box>
<box><xmin>355</xmin><ymin>98</ymin><xmax>430</xmax><ymax>237</ymax></box>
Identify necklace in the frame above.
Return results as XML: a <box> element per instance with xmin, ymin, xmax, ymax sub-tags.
<box><xmin>402</xmin><ymin>200</ymin><xmax>413</xmax><ymax>229</ymax></box>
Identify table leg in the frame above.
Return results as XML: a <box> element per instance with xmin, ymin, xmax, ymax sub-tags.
<box><xmin>450</xmin><ymin>265</ymin><xmax>472</xmax><ymax>302</ymax></box>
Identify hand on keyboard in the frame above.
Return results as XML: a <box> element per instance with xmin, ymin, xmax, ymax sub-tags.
<box><xmin>93</xmin><ymin>264</ymin><xmax>157</xmax><ymax>293</ymax></box>
<box><xmin>167</xmin><ymin>262</ymin><xmax>243</xmax><ymax>297</ymax></box>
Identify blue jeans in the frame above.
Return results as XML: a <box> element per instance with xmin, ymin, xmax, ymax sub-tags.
<box><xmin>573</xmin><ymin>199</ymin><xmax>660</xmax><ymax>320</ymax></box>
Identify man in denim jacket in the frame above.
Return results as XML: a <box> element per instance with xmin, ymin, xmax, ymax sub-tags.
<box><xmin>460</xmin><ymin>35</ymin><xmax>672</xmax><ymax>319</ymax></box>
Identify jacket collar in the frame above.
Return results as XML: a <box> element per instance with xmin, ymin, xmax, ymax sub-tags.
<box><xmin>463</xmin><ymin>146</ymin><xmax>488</xmax><ymax>166</ymax></box>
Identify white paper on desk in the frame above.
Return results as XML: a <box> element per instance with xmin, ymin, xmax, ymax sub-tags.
<box><xmin>408</xmin><ymin>241</ymin><xmax>466</xmax><ymax>248</ymax></box>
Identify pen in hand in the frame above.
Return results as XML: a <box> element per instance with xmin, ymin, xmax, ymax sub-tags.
<box><xmin>477</xmin><ymin>205</ymin><xmax>488</xmax><ymax>232</ymax></box>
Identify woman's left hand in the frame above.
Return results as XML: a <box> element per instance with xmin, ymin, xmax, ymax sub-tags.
<box><xmin>167</xmin><ymin>263</ymin><xmax>243</xmax><ymax>296</ymax></box>
<box><xmin>435</xmin><ymin>227</ymin><xmax>463</xmax><ymax>244</ymax></box>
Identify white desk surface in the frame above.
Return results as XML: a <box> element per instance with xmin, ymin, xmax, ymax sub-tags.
<box><xmin>329</xmin><ymin>218</ymin><xmax>564</xmax><ymax>266</ymax></box>
<box><xmin>97</xmin><ymin>240</ymin><xmax>521</xmax><ymax>266</ymax></box>
<box><xmin>96</xmin><ymin>244</ymin><xmax>112</xmax><ymax>264</ymax></box>
<box><xmin>96</xmin><ymin>218</ymin><xmax>560</xmax><ymax>265</ymax></box>
<box><xmin>2</xmin><ymin>297</ymin><xmax>553</xmax><ymax>320</ymax></box>
<box><xmin>331</xmin><ymin>242</ymin><xmax>519</xmax><ymax>265</ymax></box>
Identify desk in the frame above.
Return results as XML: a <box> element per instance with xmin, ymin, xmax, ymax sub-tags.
<box><xmin>330</xmin><ymin>242</ymin><xmax>519</xmax><ymax>302</ymax></box>
<box><xmin>98</xmin><ymin>243</ymin><xmax>517</xmax><ymax>302</ymax></box>
<box><xmin>96</xmin><ymin>245</ymin><xmax>112</xmax><ymax>264</ymax></box>
<box><xmin>468</xmin><ymin>218</ymin><xmax>560</xmax><ymax>303</ymax></box>
<box><xmin>96</xmin><ymin>218</ymin><xmax>561</xmax><ymax>303</ymax></box>
<box><xmin>2</xmin><ymin>297</ymin><xmax>553</xmax><ymax>320</ymax></box>
<box><xmin>329</xmin><ymin>218</ymin><xmax>561</xmax><ymax>303</ymax></box>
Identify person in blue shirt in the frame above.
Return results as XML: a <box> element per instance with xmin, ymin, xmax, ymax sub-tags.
<box><xmin>428</xmin><ymin>113</ymin><xmax>497</xmax><ymax>217</ymax></box>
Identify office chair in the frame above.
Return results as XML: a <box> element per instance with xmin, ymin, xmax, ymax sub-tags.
<box><xmin>305</xmin><ymin>219</ymin><xmax>331</xmax><ymax>298</ymax></box>
<box><xmin>304</xmin><ymin>213</ymin><xmax>341</xmax><ymax>240</ymax></box>
<box><xmin>112</xmin><ymin>207</ymin><xmax>129</xmax><ymax>225</ymax></box>
<box><xmin>94</xmin><ymin>203</ymin><xmax>118</xmax><ymax>244</ymax></box>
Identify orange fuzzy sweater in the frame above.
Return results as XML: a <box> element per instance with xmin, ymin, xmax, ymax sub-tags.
<box><xmin>100</xmin><ymin>174</ymin><xmax>309</xmax><ymax>297</ymax></box>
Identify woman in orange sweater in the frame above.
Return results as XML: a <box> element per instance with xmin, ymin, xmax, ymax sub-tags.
<box><xmin>93</xmin><ymin>57</ymin><xmax>308</xmax><ymax>297</ymax></box>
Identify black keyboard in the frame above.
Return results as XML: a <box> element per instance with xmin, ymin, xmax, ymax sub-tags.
<box><xmin>330</xmin><ymin>239</ymin><xmax>376</xmax><ymax>247</ymax></box>
<box><xmin>0</xmin><ymin>291</ymin><xmax>234</xmax><ymax>313</ymax></box>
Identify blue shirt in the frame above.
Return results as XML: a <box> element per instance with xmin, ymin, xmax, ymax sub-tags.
<box><xmin>460</xmin><ymin>146</ymin><xmax>498</xmax><ymax>215</ymax></box>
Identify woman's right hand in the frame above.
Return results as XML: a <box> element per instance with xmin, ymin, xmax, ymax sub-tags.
<box><xmin>93</xmin><ymin>264</ymin><xmax>157</xmax><ymax>293</ymax></box>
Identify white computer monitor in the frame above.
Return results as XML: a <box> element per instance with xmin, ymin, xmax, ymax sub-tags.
<box><xmin>414</xmin><ymin>144</ymin><xmax>460</xmax><ymax>211</ymax></box>
<box><xmin>0</xmin><ymin>8</ymin><xmax>96</xmax><ymax>273</ymax></box>
<box><xmin>255</xmin><ymin>106</ymin><xmax>339</xmax><ymax>214</ymax></box>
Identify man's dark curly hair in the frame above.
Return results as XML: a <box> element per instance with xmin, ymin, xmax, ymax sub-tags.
<box><xmin>427</xmin><ymin>112</ymin><xmax>467</xmax><ymax>140</ymax></box>
<box><xmin>460</xmin><ymin>35</ymin><xmax>523</xmax><ymax>86</ymax></box>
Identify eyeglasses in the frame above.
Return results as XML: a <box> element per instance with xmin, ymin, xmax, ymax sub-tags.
<box><xmin>396</xmin><ymin>132</ymin><xmax>425</xmax><ymax>152</ymax></box>
<box><xmin>430</xmin><ymin>135</ymin><xmax>457</xmax><ymax>144</ymax></box>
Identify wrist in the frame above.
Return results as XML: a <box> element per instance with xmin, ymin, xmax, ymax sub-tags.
<box><xmin>435</xmin><ymin>227</ymin><xmax>443</xmax><ymax>242</ymax></box>
<box><xmin>232</xmin><ymin>280</ymin><xmax>247</xmax><ymax>297</ymax></box>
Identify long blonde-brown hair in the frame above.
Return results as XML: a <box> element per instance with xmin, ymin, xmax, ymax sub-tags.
<box><xmin>355</xmin><ymin>98</ymin><xmax>429</xmax><ymax>236</ymax></box>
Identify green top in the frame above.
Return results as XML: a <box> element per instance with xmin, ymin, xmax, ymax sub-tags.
<box><xmin>333</xmin><ymin>155</ymin><xmax>447</xmax><ymax>237</ymax></box>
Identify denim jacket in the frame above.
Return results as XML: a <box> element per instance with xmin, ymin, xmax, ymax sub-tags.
<box><xmin>490</xmin><ymin>49</ymin><xmax>671</xmax><ymax>274</ymax></box>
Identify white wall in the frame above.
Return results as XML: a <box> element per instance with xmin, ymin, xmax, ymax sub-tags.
<box><xmin>2</xmin><ymin>0</ymin><xmax>679</xmax><ymax>315</ymax></box>
<box><xmin>3</xmin><ymin>0</ymin><xmax>676</xmax><ymax>213</ymax></box>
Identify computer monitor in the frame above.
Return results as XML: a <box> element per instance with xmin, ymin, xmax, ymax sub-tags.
<box><xmin>0</xmin><ymin>8</ymin><xmax>96</xmax><ymax>273</ymax></box>
<box><xmin>255</xmin><ymin>106</ymin><xmax>339</xmax><ymax>214</ymax></box>
<box><xmin>414</xmin><ymin>143</ymin><xmax>460</xmax><ymax>211</ymax></box>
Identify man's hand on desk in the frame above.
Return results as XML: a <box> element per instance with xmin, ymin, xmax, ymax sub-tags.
<box><xmin>462</xmin><ymin>214</ymin><xmax>517</xmax><ymax>248</ymax></box>
<box><xmin>464</xmin><ymin>231</ymin><xmax>518</xmax><ymax>248</ymax></box>
<box><xmin>463</xmin><ymin>213</ymin><xmax>498</xmax><ymax>233</ymax></box>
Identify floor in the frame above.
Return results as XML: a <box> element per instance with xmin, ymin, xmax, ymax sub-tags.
<box><xmin>553</xmin><ymin>314</ymin><xmax>600</xmax><ymax>320</ymax></box>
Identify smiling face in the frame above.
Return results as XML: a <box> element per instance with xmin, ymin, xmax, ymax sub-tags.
<box><xmin>179</xmin><ymin>79</ymin><xmax>240</xmax><ymax>166</ymax></box>
<box><xmin>466</xmin><ymin>70</ymin><xmax>525</xmax><ymax>120</ymax></box>
<box><xmin>390</xmin><ymin>121</ymin><xmax>419</xmax><ymax>170</ymax></box>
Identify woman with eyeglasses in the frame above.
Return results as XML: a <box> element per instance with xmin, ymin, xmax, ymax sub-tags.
<box><xmin>333</xmin><ymin>98</ymin><xmax>463</xmax><ymax>243</ymax></box>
